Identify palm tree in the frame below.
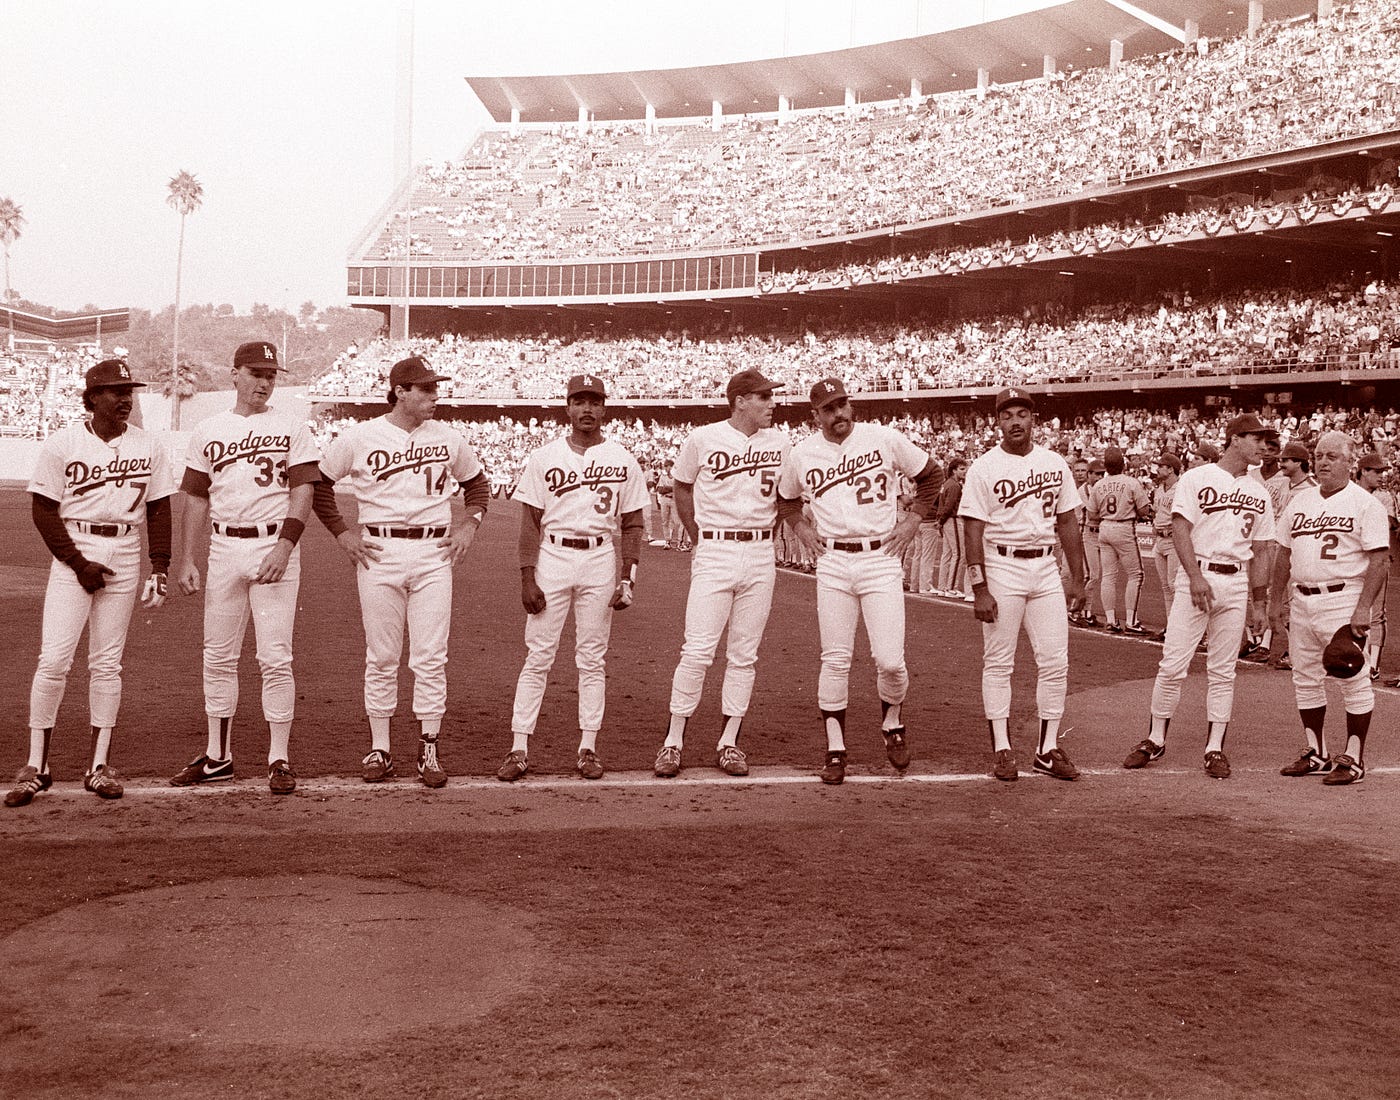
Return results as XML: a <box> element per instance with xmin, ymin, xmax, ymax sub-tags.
<box><xmin>0</xmin><ymin>197</ymin><xmax>24</xmax><ymax>346</ymax></box>
<box><xmin>166</xmin><ymin>171</ymin><xmax>203</xmax><ymax>429</ymax></box>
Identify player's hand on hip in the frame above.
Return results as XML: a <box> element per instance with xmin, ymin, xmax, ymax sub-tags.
<box><xmin>175</xmin><ymin>561</ymin><xmax>201</xmax><ymax>596</ymax></box>
<box><xmin>883</xmin><ymin>513</ymin><xmax>919</xmax><ymax>558</ymax></box>
<box><xmin>337</xmin><ymin>531</ymin><xmax>381</xmax><ymax>569</ymax></box>
<box><xmin>973</xmin><ymin>588</ymin><xmax>998</xmax><ymax>623</ymax></box>
<box><xmin>522</xmin><ymin>578</ymin><xmax>546</xmax><ymax>615</ymax></box>
<box><xmin>75</xmin><ymin>558</ymin><xmax>115</xmax><ymax>594</ymax></box>
<box><xmin>1189</xmin><ymin>574</ymin><xmax>1214</xmax><ymax>612</ymax></box>
<box><xmin>441</xmin><ymin>527</ymin><xmax>476</xmax><ymax>566</ymax></box>
<box><xmin>140</xmin><ymin>572</ymin><xmax>168</xmax><ymax>609</ymax></box>
<box><xmin>254</xmin><ymin>541</ymin><xmax>293</xmax><ymax>584</ymax></box>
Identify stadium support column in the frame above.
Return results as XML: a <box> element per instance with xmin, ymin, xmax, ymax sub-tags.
<box><xmin>1110</xmin><ymin>39</ymin><xmax>1123</xmax><ymax>70</ymax></box>
<box><xmin>1248</xmin><ymin>1</ymin><xmax>1263</xmax><ymax>36</ymax></box>
<box><xmin>977</xmin><ymin>68</ymin><xmax>989</xmax><ymax>100</ymax></box>
<box><xmin>1317</xmin><ymin>0</ymin><xmax>1334</xmax><ymax>17</ymax></box>
<box><xmin>845</xmin><ymin>87</ymin><xmax>856</xmax><ymax>115</ymax></box>
<box><xmin>909</xmin><ymin>78</ymin><xmax>922</xmax><ymax>107</ymax></box>
<box><xmin>510</xmin><ymin>107</ymin><xmax>520</xmax><ymax>137</ymax></box>
<box><xmin>1043</xmin><ymin>55</ymin><xmax>1057</xmax><ymax>79</ymax></box>
<box><xmin>1184</xmin><ymin>19</ymin><xmax>1199</xmax><ymax>47</ymax></box>
<box><xmin>778</xmin><ymin>95</ymin><xmax>790</xmax><ymax>124</ymax></box>
<box><xmin>578</xmin><ymin>105</ymin><xmax>588</xmax><ymax>134</ymax></box>
<box><xmin>646</xmin><ymin>103</ymin><xmax>656</xmax><ymax>135</ymax></box>
<box><xmin>712</xmin><ymin>100</ymin><xmax>722</xmax><ymax>131</ymax></box>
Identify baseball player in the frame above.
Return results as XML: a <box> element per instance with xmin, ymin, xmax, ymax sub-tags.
<box><xmin>1357</xmin><ymin>452</ymin><xmax>1393</xmax><ymax>678</ymax></box>
<box><xmin>777</xmin><ymin>378</ymin><xmax>942</xmax><ymax>785</ymax></box>
<box><xmin>961</xmin><ymin>388</ymin><xmax>1086</xmax><ymax>781</ymax></box>
<box><xmin>1249</xmin><ymin>441</ymin><xmax>1316</xmax><ymax>667</ymax></box>
<box><xmin>1269</xmin><ymin>431</ymin><xmax>1389</xmax><ymax>785</ymax></box>
<box><xmin>1150</xmin><ymin>454</ymin><xmax>1182</xmax><ymax>634</ymax></box>
<box><xmin>1075</xmin><ymin>458</ymin><xmax>1107</xmax><ymax>627</ymax></box>
<box><xmin>169</xmin><ymin>341</ymin><xmax>321</xmax><ymax>794</ymax></box>
<box><xmin>1086</xmin><ymin>446</ymin><xmax>1150</xmax><ymax>634</ymax></box>
<box><xmin>935</xmin><ymin>458</ymin><xmax>968</xmax><ymax>598</ymax></box>
<box><xmin>1124</xmin><ymin>414</ymin><xmax>1276</xmax><ymax>779</ymax></box>
<box><xmin>497</xmin><ymin>374</ymin><xmax>647</xmax><ymax>782</ymax></box>
<box><xmin>319</xmin><ymin>355</ymin><xmax>489</xmax><ymax>787</ymax></box>
<box><xmin>654</xmin><ymin>368</ymin><xmax>789</xmax><ymax>778</ymax></box>
<box><xmin>6</xmin><ymin>360</ymin><xmax>173</xmax><ymax>808</ymax></box>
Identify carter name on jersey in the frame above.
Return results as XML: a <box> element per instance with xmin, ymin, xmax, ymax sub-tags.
<box><xmin>806</xmin><ymin>449</ymin><xmax>884</xmax><ymax>497</ymax></box>
<box><xmin>367</xmin><ymin>441</ymin><xmax>453</xmax><ymax>481</ymax></box>
<box><xmin>204</xmin><ymin>432</ymin><xmax>293</xmax><ymax>473</ymax></box>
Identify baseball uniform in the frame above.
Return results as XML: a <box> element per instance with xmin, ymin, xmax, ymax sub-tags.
<box><xmin>10</xmin><ymin>367</ymin><xmax>174</xmax><ymax>807</ymax></box>
<box><xmin>1087</xmin><ymin>469</ymin><xmax>1150</xmax><ymax>630</ymax></box>
<box><xmin>507</xmin><ymin>435</ymin><xmax>648</xmax><ymax>763</ymax></box>
<box><xmin>1150</xmin><ymin>475</ymin><xmax>1179</xmax><ymax>617</ymax></box>
<box><xmin>660</xmin><ymin>419</ymin><xmax>789</xmax><ymax>772</ymax></box>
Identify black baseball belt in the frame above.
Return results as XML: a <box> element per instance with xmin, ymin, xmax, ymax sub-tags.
<box><xmin>547</xmin><ymin>534</ymin><xmax>606</xmax><ymax>549</ymax></box>
<box><xmin>828</xmin><ymin>538</ymin><xmax>883</xmax><ymax>552</ymax></box>
<box><xmin>74</xmin><ymin>521</ymin><xmax>133</xmax><ymax>537</ymax></box>
<box><xmin>995</xmin><ymin>545</ymin><xmax>1053</xmax><ymax>559</ymax></box>
<box><xmin>1296</xmin><ymin>582</ymin><xmax>1346</xmax><ymax>595</ymax></box>
<box><xmin>366</xmin><ymin>525</ymin><xmax>447</xmax><ymax>539</ymax></box>
<box><xmin>1201</xmin><ymin>561</ymin><xmax>1240</xmax><ymax>575</ymax></box>
<box><xmin>213</xmin><ymin>521</ymin><xmax>280</xmax><ymax>538</ymax></box>
<box><xmin>701</xmin><ymin>530</ymin><xmax>773</xmax><ymax>542</ymax></box>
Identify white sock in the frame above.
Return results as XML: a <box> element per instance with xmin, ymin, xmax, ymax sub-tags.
<box><xmin>268</xmin><ymin>721</ymin><xmax>292</xmax><ymax>764</ymax></box>
<box><xmin>1038</xmin><ymin>718</ymin><xmax>1060</xmax><ymax>754</ymax></box>
<box><xmin>1205</xmin><ymin>721</ymin><xmax>1228</xmax><ymax>754</ymax></box>
<box><xmin>1149</xmin><ymin>716</ymin><xmax>1169</xmax><ymax>744</ymax></box>
<box><xmin>420</xmin><ymin>717</ymin><xmax>441</xmax><ymax>741</ymax></box>
<box><xmin>206</xmin><ymin>716</ymin><xmax>232</xmax><ymax>761</ymax></box>
<box><xmin>90</xmin><ymin>726</ymin><xmax>112</xmax><ymax>770</ymax></box>
<box><xmin>27</xmin><ymin>729</ymin><xmax>50</xmax><ymax>773</ymax></box>
<box><xmin>369</xmin><ymin>716</ymin><xmax>391</xmax><ymax>754</ymax></box>
<box><xmin>824</xmin><ymin>716</ymin><xmax>846</xmax><ymax>752</ymax></box>
<box><xmin>511</xmin><ymin>732</ymin><xmax>529</xmax><ymax>754</ymax></box>
<box><xmin>578</xmin><ymin>730</ymin><xmax>598</xmax><ymax>753</ymax></box>
<box><xmin>664</xmin><ymin>714</ymin><xmax>687</xmax><ymax>749</ymax></box>
<box><xmin>988</xmin><ymin>718</ymin><xmax>1010</xmax><ymax>753</ymax></box>
<box><xmin>880</xmin><ymin>703</ymin><xmax>902</xmax><ymax>732</ymax></box>
<box><xmin>718</xmin><ymin>716</ymin><xmax>742</xmax><ymax>748</ymax></box>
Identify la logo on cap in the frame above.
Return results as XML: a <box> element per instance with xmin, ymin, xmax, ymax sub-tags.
<box><xmin>823</xmin><ymin>382</ymin><xmax>836</xmax><ymax>392</ymax></box>
<box><xmin>118</xmin><ymin>363</ymin><xmax>131</xmax><ymax>379</ymax></box>
<box><xmin>582</xmin><ymin>374</ymin><xmax>594</xmax><ymax>386</ymax></box>
<box><xmin>262</xmin><ymin>345</ymin><xmax>275</xmax><ymax>361</ymax></box>
<box><xmin>1007</xmin><ymin>388</ymin><xmax>1020</xmax><ymax>399</ymax></box>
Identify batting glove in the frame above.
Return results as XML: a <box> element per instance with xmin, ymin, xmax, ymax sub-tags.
<box><xmin>141</xmin><ymin>572</ymin><xmax>168</xmax><ymax>609</ymax></box>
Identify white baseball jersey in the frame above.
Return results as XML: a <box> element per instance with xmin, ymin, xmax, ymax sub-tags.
<box><xmin>29</xmin><ymin>422</ymin><xmax>175</xmax><ymax>522</ymax></box>
<box><xmin>184</xmin><ymin>408</ymin><xmax>322</xmax><ymax>524</ymax></box>
<box><xmin>321</xmin><ymin>417</ymin><xmax>482</xmax><ymax>527</ymax></box>
<box><xmin>777</xmin><ymin>422</ymin><xmax>929</xmax><ymax>540</ymax></box>
<box><xmin>960</xmin><ymin>444</ymin><xmax>1081</xmax><ymax>547</ymax></box>
<box><xmin>1172</xmin><ymin>463</ymin><xmax>1276</xmax><ymax>564</ymax></box>
<box><xmin>672</xmin><ymin>422</ymin><xmax>789</xmax><ymax>528</ymax></box>
<box><xmin>1277</xmin><ymin>482</ymin><xmax>1388</xmax><ymax>585</ymax></box>
<box><xmin>514</xmin><ymin>436</ymin><xmax>648</xmax><ymax>536</ymax></box>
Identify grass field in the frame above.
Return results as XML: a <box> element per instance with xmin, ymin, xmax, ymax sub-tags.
<box><xmin>2</xmin><ymin>486</ymin><xmax>1399</xmax><ymax>1099</ymax></box>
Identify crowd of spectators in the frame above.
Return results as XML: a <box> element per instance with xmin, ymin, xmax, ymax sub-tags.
<box><xmin>0</xmin><ymin>346</ymin><xmax>102</xmax><ymax>439</ymax></box>
<box><xmin>367</xmin><ymin>0</ymin><xmax>1400</xmax><ymax>262</ymax></box>
<box><xmin>311</xmin><ymin>276</ymin><xmax>1400</xmax><ymax>401</ymax></box>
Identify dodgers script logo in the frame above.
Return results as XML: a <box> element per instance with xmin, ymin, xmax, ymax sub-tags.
<box><xmin>1197</xmin><ymin>485</ymin><xmax>1266</xmax><ymax>516</ymax></box>
<box><xmin>708</xmin><ymin>446</ymin><xmax>785</xmax><ymax>481</ymax></box>
<box><xmin>993</xmin><ymin>468</ymin><xmax>1063</xmax><ymax>508</ymax></box>
<box><xmin>367</xmin><ymin>441</ymin><xmax>452</xmax><ymax>481</ymax></box>
<box><xmin>66</xmin><ymin>455</ymin><xmax>154</xmax><ymax>495</ymax></box>
<box><xmin>204</xmin><ymin>432</ymin><xmax>292</xmax><ymax>473</ymax></box>
<box><xmin>1290</xmin><ymin>512</ymin><xmax>1356</xmax><ymax>537</ymax></box>
<box><xmin>806</xmin><ymin>449</ymin><xmax>883</xmax><ymax>498</ymax></box>
<box><xmin>545</xmin><ymin>460</ymin><xmax>631</xmax><ymax>496</ymax></box>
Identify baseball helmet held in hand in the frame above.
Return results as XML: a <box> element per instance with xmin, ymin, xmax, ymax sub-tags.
<box><xmin>1322</xmin><ymin>625</ymin><xmax>1367</xmax><ymax>679</ymax></box>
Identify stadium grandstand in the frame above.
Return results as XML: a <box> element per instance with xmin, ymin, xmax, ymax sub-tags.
<box><xmin>320</xmin><ymin>0</ymin><xmax>1400</xmax><ymax>482</ymax></box>
<box><xmin>0</xmin><ymin>304</ymin><xmax>129</xmax><ymax>439</ymax></box>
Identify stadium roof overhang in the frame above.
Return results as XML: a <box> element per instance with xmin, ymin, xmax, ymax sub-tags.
<box><xmin>466</xmin><ymin>0</ymin><xmax>1319</xmax><ymax>124</ymax></box>
<box><xmin>0</xmin><ymin>305</ymin><xmax>129</xmax><ymax>344</ymax></box>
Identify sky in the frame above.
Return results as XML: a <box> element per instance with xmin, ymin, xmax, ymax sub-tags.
<box><xmin>1</xmin><ymin>0</ymin><xmax>1049</xmax><ymax>316</ymax></box>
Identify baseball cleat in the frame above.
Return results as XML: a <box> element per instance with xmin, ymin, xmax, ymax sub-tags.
<box><xmin>716</xmin><ymin>744</ymin><xmax>749</xmax><ymax>777</ymax></box>
<box><xmin>1108</xmin><ymin>623</ymin><xmax>1124</xmax><ymax>635</ymax></box>
<box><xmin>417</xmin><ymin>739</ymin><xmax>448</xmax><ymax>788</ymax></box>
<box><xmin>992</xmin><ymin>749</ymin><xmax>1018</xmax><ymax>781</ymax></box>
<box><xmin>268</xmin><ymin>759</ymin><xmax>297</xmax><ymax>794</ymax></box>
<box><xmin>1204</xmin><ymin>750</ymin><xmax>1231</xmax><ymax>779</ymax></box>
<box><xmin>1122</xmin><ymin>739</ymin><xmax>1165</xmax><ymax>769</ymax></box>
<box><xmin>5</xmin><ymin>766</ymin><xmax>52</xmax><ymax>808</ymax></box>
<box><xmin>654</xmin><ymin>744</ymin><xmax>682</xmax><ymax>778</ymax></box>
<box><xmin>361</xmin><ymin>749</ymin><xmax>394</xmax><ymax>783</ymax></box>
<box><xmin>496</xmin><ymin>750</ymin><xmax>528</xmax><ymax>782</ymax></box>
<box><xmin>1280</xmin><ymin>749</ymin><xmax>1331</xmax><ymax>777</ymax></box>
<box><xmin>577</xmin><ymin>749</ymin><xmax>605</xmax><ymax>780</ymax></box>
<box><xmin>1032</xmin><ymin>748</ymin><xmax>1080</xmax><ymax>781</ymax></box>
<box><xmin>1322</xmin><ymin>754</ymin><xmax>1365</xmax><ymax>785</ymax></box>
<box><xmin>819</xmin><ymin>750</ymin><xmax>847</xmax><ymax>785</ymax></box>
<box><xmin>169</xmin><ymin>754</ymin><xmax>234</xmax><ymax>786</ymax></box>
<box><xmin>83</xmin><ymin>765</ymin><xmax>124</xmax><ymax>800</ymax></box>
<box><xmin>882</xmin><ymin>727</ymin><xmax>911</xmax><ymax>771</ymax></box>
<box><xmin>1124</xmin><ymin>623</ymin><xmax>1149</xmax><ymax>636</ymax></box>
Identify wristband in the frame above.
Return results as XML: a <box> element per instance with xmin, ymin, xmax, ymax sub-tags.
<box><xmin>967</xmin><ymin>564</ymin><xmax>985</xmax><ymax>588</ymax></box>
<box><xmin>278</xmin><ymin>518</ymin><xmax>306</xmax><ymax>546</ymax></box>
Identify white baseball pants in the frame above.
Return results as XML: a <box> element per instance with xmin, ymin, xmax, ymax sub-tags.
<box><xmin>30</xmin><ymin>530</ymin><xmax>141</xmax><ymax>730</ymax></box>
<box><xmin>356</xmin><ymin>535</ymin><xmax>453</xmax><ymax>720</ymax></box>
<box><xmin>1151</xmin><ymin>569</ymin><xmax>1248</xmax><ymax>723</ymax></box>
<box><xmin>669</xmin><ymin>540</ymin><xmax>776</xmax><ymax>719</ymax></box>
<box><xmin>202</xmin><ymin>533</ymin><xmax>300</xmax><ymax>723</ymax></box>
<box><xmin>511</xmin><ymin>541</ymin><xmax>614</xmax><ymax>737</ymax></box>
<box><xmin>1288</xmin><ymin>585</ymin><xmax>1374</xmax><ymax>712</ymax></box>
<box><xmin>816</xmin><ymin>549</ymin><xmax>907</xmax><ymax>711</ymax></box>
<box><xmin>1152</xmin><ymin>536</ymin><xmax>1179</xmax><ymax>614</ymax></box>
<box><xmin>980</xmin><ymin>554</ymin><xmax>1069</xmax><ymax>721</ymax></box>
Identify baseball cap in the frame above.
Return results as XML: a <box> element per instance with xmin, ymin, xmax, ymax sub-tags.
<box><xmin>1224</xmin><ymin>413</ymin><xmax>1274</xmax><ymax>440</ymax></box>
<box><xmin>233</xmin><ymin>340</ymin><xmax>285</xmax><ymax>371</ymax></box>
<box><xmin>1157</xmin><ymin>454</ymin><xmax>1182</xmax><ymax>473</ymax></box>
<box><xmin>1087</xmin><ymin>458</ymin><xmax>1106</xmax><ymax>473</ymax></box>
<box><xmin>84</xmin><ymin>359</ymin><xmax>146</xmax><ymax>394</ymax></box>
<box><xmin>1280</xmin><ymin>442</ymin><xmax>1310</xmax><ymax>461</ymax></box>
<box><xmin>809</xmin><ymin>377</ymin><xmax>848</xmax><ymax>409</ymax></box>
<box><xmin>995</xmin><ymin>386</ymin><xmax>1035</xmax><ymax>413</ymax></box>
<box><xmin>1359</xmin><ymin>451</ymin><xmax>1388</xmax><ymax>471</ymax></box>
<box><xmin>1323</xmin><ymin>624</ymin><xmax>1367</xmax><ymax>679</ymax></box>
<box><xmin>388</xmin><ymin>355</ymin><xmax>450</xmax><ymax>389</ymax></box>
<box><xmin>726</xmin><ymin>368</ymin><xmax>783</xmax><ymax>402</ymax></box>
<box><xmin>1195</xmin><ymin>442</ymin><xmax>1222</xmax><ymax>463</ymax></box>
<box><xmin>567</xmin><ymin>373</ymin><xmax>607</xmax><ymax>400</ymax></box>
